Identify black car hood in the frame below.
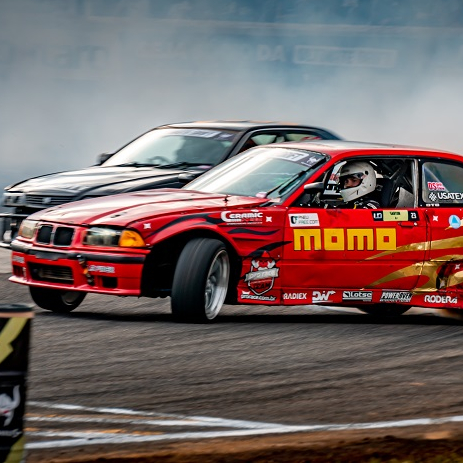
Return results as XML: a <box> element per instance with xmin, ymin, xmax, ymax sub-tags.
<box><xmin>6</xmin><ymin>165</ymin><xmax>202</xmax><ymax>197</ymax></box>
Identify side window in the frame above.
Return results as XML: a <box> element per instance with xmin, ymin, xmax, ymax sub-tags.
<box><xmin>422</xmin><ymin>161</ymin><xmax>463</xmax><ymax>205</ymax></box>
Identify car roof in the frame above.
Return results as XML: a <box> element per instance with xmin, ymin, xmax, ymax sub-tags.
<box><xmin>267</xmin><ymin>139</ymin><xmax>461</xmax><ymax>160</ymax></box>
<box><xmin>159</xmin><ymin>120</ymin><xmax>337</xmax><ymax>133</ymax></box>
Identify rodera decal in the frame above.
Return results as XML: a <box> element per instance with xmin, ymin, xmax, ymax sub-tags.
<box><xmin>289</xmin><ymin>213</ymin><xmax>319</xmax><ymax>227</ymax></box>
<box><xmin>293</xmin><ymin>228</ymin><xmax>396</xmax><ymax>251</ymax></box>
<box><xmin>372</xmin><ymin>210</ymin><xmax>419</xmax><ymax>222</ymax></box>
<box><xmin>244</xmin><ymin>252</ymin><xmax>280</xmax><ymax>295</ymax></box>
<box><xmin>312</xmin><ymin>290</ymin><xmax>335</xmax><ymax>303</ymax></box>
<box><xmin>221</xmin><ymin>210</ymin><xmax>264</xmax><ymax>225</ymax></box>
<box><xmin>424</xmin><ymin>294</ymin><xmax>457</xmax><ymax>304</ymax></box>
<box><xmin>379</xmin><ymin>291</ymin><xmax>412</xmax><ymax>303</ymax></box>
<box><xmin>342</xmin><ymin>291</ymin><xmax>373</xmax><ymax>302</ymax></box>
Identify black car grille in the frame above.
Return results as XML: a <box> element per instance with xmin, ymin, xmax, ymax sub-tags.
<box><xmin>29</xmin><ymin>264</ymin><xmax>74</xmax><ymax>284</ymax></box>
<box><xmin>26</xmin><ymin>195</ymin><xmax>74</xmax><ymax>207</ymax></box>
<box><xmin>36</xmin><ymin>225</ymin><xmax>75</xmax><ymax>246</ymax></box>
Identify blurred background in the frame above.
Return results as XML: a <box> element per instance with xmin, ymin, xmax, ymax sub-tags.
<box><xmin>1</xmin><ymin>0</ymin><xmax>463</xmax><ymax>203</ymax></box>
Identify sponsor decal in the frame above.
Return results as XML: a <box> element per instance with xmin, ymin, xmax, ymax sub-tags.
<box><xmin>427</xmin><ymin>182</ymin><xmax>445</xmax><ymax>191</ymax></box>
<box><xmin>87</xmin><ymin>265</ymin><xmax>115</xmax><ymax>274</ymax></box>
<box><xmin>289</xmin><ymin>213</ymin><xmax>320</xmax><ymax>227</ymax></box>
<box><xmin>221</xmin><ymin>210</ymin><xmax>264</xmax><ymax>225</ymax></box>
<box><xmin>372</xmin><ymin>210</ymin><xmax>419</xmax><ymax>222</ymax></box>
<box><xmin>312</xmin><ymin>290</ymin><xmax>335</xmax><ymax>303</ymax></box>
<box><xmin>12</xmin><ymin>255</ymin><xmax>24</xmax><ymax>264</ymax></box>
<box><xmin>448</xmin><ymin>215</ymin><xmax>462</xmax><ymax>230</ymax></box>
<box><xmin>342</xmin><ymin>291</ymin><xmax>373</xmax><ymax>302</ymax></box>
<box><xmin>244</xmin><ymin>252</ymin><xmax>279</xmax><ymax>295</ymax></box>
<box><xmin>429</xmin><ymin>192</ymin><xmax>463</xmax><ymax>202</ymax></box>
<box><xmin>0</xmin><ymin>385</ymin><xmax>20</xmax><ymax>426</ymax></box>
<box><xmin>240</xmin><ymin>290</ymin><xmax>276</xmax><ymax>302</ymax></box>
<box><xmin>293</xmin><ymin>228</ymin><xmax>396</xmax><ymax>251</ymax></box>
<box><xmin>424</xmin><ymin>294</ymin><xmax>457</xmax><ymax>304</ymax></box>
<box><xmin>283</xmin><ymin>292</ymin><xmax>308</xmax><ymax>301</ymax></box>
<box><xmin>379</xmin><ymin>291</ymin><xmax>412</xmax><ymax>303</ymax></box>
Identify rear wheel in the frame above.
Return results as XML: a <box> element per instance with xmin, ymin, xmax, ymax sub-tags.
<box><xmin>29</xmin><ymin>287</ymin><xmax>86</xmax><ymax>313</ymax></box>
<box><xmin>171</xmin><ymin>238</ymin><xmax>230</xmax><ymax>323</ymax></box>
<box><xmin>360</xmin><ymin>304</ymin><xmax>409</xmax><ymax>316</ymax></box>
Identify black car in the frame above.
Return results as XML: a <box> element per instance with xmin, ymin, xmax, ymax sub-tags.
<box><xmin>0</xmin><ymin>120</ymin><xmax>341</xmax><ymax>247</ymax></box>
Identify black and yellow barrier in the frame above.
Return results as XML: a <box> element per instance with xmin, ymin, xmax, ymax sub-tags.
<box><xmin>0</xmin><ymin>304</ymin><xmax>33</xmax><ymax>463</ymax></box>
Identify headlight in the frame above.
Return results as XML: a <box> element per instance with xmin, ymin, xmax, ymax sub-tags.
<box><xmin>83</xmin><ymin>227</ymin><xmax>145</xmax><ymax>247</ymax></box>
<box><xmin>2</xmin><ymin>193</ymin><xmax>26</xmax><ymax>207</ymax></box>
<box><xmin>18</xmin><ymin>219</ymin><xmax>38</xmax><ymax>239</ymax></box>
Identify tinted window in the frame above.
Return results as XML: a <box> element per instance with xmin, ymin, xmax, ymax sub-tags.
<box><xmin>422</xmin><ymin>162</ymin><xmax>463</xmax><ymax>205</ymax></box>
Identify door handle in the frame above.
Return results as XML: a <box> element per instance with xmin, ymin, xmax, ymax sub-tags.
<box><xmin>398</xmin><ymin>222</ymin><xmax>416</xmax><ymax>227</ymax></box>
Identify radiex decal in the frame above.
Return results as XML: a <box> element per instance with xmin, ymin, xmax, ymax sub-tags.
<box><xmin>293</xmin><ymin>228</ymin><xmax>396</xmax><ymax>251</ymax></box>
<box><xmin>283</xmin><ymin>292</ymin><xmax>308</xmax><ymax>301</ymax></box>
<box><xmin>342</xmin><ymin>291</ymin><xmax>373</xmax><ymax>302</ymax></box>
<box><xmin>379</xmin><ymin>291</ymin><xmax>412</xmax><ymax>303</ymax></box>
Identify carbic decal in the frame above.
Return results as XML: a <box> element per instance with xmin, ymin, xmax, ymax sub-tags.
<box><xmin>244</xmin><ymin>252</ymin><xmax>280</xmax><ymax>295</ymax></box>
<box><xmin>221</xmin><ymin>210</ymin><xmax>264</xmax><ymax>225</ymax></box>
<box><xmin>293</xmin><ymin>228</ymin><xmax>396</xmax><ymax>251</ymax></box>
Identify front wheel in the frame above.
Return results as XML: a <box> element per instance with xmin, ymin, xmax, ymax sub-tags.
<box><xmin>360</xmin><ymin>304</ymin><xmax>409</xmax><ymax>316</ymax></box>
<box><xmin>171</xmin><ymin>238</ymin><xmax>230</xmax><ymax>323</ymax></box>
<box><xmin>29</xmin><ymin>287</ymin><xmax>86</xmax><ymax>313</ymax></box>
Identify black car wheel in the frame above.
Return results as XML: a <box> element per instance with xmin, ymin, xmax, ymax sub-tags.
<box><xmin>29</xmin><ymin>287</ymin><xmax>86</xmax><ymax>313</ymax></box>
<box><xmin>171</xmin><ymin>238</ymin><xmax>230</xmax><ymax>323</ymax></box>
<box><xmin>360</xmin><ymin>304</ymin><xmax>409</xmax><ymax>316</ymax></box>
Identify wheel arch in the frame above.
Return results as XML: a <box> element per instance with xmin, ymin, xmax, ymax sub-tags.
<box><xmin>140</xmin><ymin>229</ymin><xmax>241</xmax><ymax>302</ymax></box>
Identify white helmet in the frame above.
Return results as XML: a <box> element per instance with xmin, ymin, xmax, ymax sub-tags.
<box><xmin>338</xmin><ymin>161</ymin><xmax>376</xmax><ymax>202</ymax></box>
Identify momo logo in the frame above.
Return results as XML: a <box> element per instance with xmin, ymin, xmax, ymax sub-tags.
<box><xmin>342</xmin><ymin>291</ymin><xmax>373</xmax><ymax>302</ymax></box>
<box><xmin>312</xmin><ymin>290</ymin><xmax>335</xmax><ymax>303</ymax></box>
<box><xmin>424</xmin><ymin>295</ymin><xmax>457</xmax><ymax>304</ymax></box>
<box><xmin>293</xmin><ymin>228</ymin><xmax>396</xmax><ymax>251</ymax></box>
<box><xmin>244</xmin><ymin>252</ymin><xmax>279</xmax><ymax>295</ymax></box>
<box><xmin>221</xmin><ymin>210</ymin><xmax>263</xmax><ymax>225</ymax></box>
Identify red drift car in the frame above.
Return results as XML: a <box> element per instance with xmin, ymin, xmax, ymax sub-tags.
<box><xmin>10</xmin><ymin>140</ymin><xmax>463</xmax><ymax>322</ymax></box>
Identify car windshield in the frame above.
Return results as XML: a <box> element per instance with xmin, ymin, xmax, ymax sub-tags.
<box><xmin>186</xmin><ymin>147</ymin><xmax>327</xmax><ymax>199</ymax></box>
<box><xmin>103</xmin><ymin>128</ymin><xmax>238</xmax><ymax>169</ymax></box>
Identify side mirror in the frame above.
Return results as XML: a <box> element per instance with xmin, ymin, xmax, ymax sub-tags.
<box><xmin>96</xmin><ymin>153</ymin><xmax>114</xmax><ymax>165</ymax></box>
<box><xmin>178</xmin><ymin>172</ymin><xmax>200</xmax><ymax>184</ymax></box>
<box><xmin>303</xmin><ymin>182</ymin><xmax>325</xmax><ymax>192</ymax></box>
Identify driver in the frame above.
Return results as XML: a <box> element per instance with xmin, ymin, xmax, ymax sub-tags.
<box><xmin>337</xmin><ymin>161</ymin><xmax>380</xmax><ymax>209</ymax></box>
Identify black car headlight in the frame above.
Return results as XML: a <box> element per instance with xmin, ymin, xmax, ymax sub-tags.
<box><xmin>83</xmin><ymin>227</ymin><xmax>145</xmax><ymax>247</ymax></box>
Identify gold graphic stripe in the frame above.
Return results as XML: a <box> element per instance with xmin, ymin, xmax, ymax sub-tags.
<box><xmin>4</xmin><ymin>435</ymin><xmax>24</xmax><ymax>463</ymax></box>
<box><xmin>0</xmin><ymin>319</ymin><xmax>28</xmax><ymax>365</ymax></box>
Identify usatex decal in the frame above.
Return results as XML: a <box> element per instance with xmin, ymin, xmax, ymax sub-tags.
<box><xmin>424</xmin><ymin>294</ymin><xmax>458</xmax><ymax>304</ymax></box>
<box><xmin>342</xmin><ymin>291</ymin><xmax>373</xmax><ymax>302</ymax></box>
<box><xmin>221</xmin><ymin>210</ymin><xmax>265</xmax><ymax>225</ymax></box>
<box><xmin>380</xmin><ymin>291</ymin><xmax>412</xmax><ymax>303</ymax></box>
<box><xmin>372</xmin><ymin>210</ymin><xmax>419</xmax><ymax>222</ymax></box>
<box><xmin>293</xmin><ymin>228</ymin><xmax>396</xmax><ymax>251</ymax></box>
<box><xmin>429</xmin><ymin>192</ymin><xmax>463</xmax><ymax>202</ymax></box>
<box><xmin>289</xmin><ymin>213</ymin><xmax>320</xmax><ymax>227</ymax></box>
<box><xmin>244</xmin><ymin>252</ymin><xmax>280</xmax><ymax>295</ymax></box>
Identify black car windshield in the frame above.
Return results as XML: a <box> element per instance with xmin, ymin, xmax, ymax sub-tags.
<box><xmin>103</xmin><ymin>128</ymin><xmax>238</xmax><ymax>169</ymax></box>
<box><xmin>186</xmin><ymin>147</ymin><xmax>327</xmax><ymax>199</ymax></box>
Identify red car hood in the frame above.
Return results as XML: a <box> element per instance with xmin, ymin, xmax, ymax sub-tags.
<box><xmin>29</xmin><ymin>189</ymin><xmax>269</xmax><ymax>226</ymax></box>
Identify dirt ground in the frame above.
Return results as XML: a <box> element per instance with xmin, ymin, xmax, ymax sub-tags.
<box><xmin>28</xmin><ymin>425</ymin><xmax>463</xmax><ymax>462</ymax></box>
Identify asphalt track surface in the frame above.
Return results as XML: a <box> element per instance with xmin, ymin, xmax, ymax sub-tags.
<box><xmin>2</xmin><ymin>250</ymin><xmax>463</xmax><ymax>461</ymax></box>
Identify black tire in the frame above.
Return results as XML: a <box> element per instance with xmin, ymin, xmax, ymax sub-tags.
<box><xmin>29</xmin><ymin>287</ymin><xmax>86</xmax><ymax>313</ymax></box>
<box><xmin>360</xmin><ymin>304</ymin><xmax>409</xmax><ymax>316</ymax></box>
<box><xmin>171</xmin><ymin>238</ymin><xmax>230</xmax><ymax>323</ymax></box>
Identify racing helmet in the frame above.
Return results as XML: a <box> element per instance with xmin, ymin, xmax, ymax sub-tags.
<box><xmin>338</xmin><ymin>161</ymin><xmax>376</xmax><ymax>202</ymax></box>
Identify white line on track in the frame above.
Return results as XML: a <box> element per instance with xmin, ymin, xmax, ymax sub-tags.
<box><xmin>25</xmin><ymin>401</ymin><xmax>463</xmax><ymax>450</ymax></box>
